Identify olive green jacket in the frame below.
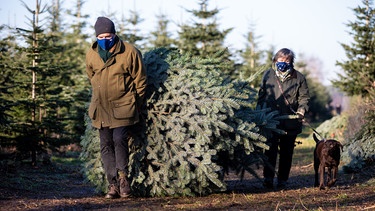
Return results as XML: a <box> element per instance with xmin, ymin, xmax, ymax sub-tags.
<box><xmin>257</xmin><ymin>68</ymin><xmax>310</xmax><ymax>135</ymax></box>
<box><xmin>85</xmin><ymin>39</ymin><xmax>147</xmax><ymax>129</ymax></box>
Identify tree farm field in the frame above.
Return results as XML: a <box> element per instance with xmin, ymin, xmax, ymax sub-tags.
<box><xmin>1</xmin><ymin>136</ymin><xmax>374</xmax><ymax>211</ymax></box>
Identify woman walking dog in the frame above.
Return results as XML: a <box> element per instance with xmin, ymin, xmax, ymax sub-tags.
<box><xmin>257</xmin><ymin>48</ymin><xmax>310</xmax><ymax>189</ymax></box>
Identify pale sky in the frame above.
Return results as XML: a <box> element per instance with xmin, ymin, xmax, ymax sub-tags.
<box><xmin>1</xmin><ymin>0</ymin><xmax>361</xmax><ymax>85</ymax></box>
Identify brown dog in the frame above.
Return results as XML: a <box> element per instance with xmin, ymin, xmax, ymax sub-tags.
<box><xmin>313</xmin><ymin>133</ymin><xmax>343</xmax><ymax>190</ymax></box>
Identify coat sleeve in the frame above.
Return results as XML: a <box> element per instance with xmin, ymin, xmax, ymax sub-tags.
<box><xmin>131</xmin><ymin>48</ymin><xmax>147</xmax><ymax>108</ymax></box>
<box><xmin>85</xmin><ymin>51</ymin><xmax>95</xmax><ymax>80</ymax></box>
<box><xmin>296</xmin><ymin>75</ymin><xmax>310</xmax><ymax>116</ymax></box>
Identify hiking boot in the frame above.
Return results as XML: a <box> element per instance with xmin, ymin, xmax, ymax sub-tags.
<box><xmin>119</xmin><ymin>176</ymin><xmax>131</xmax><ymax>198</ymax></box>
<box><xmin>105</xmin><ymin>184</ymin><xmax>119</xmax><ymax>199</ymax></box>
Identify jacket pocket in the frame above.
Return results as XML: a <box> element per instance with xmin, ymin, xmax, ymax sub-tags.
<box><xmin>111</xmin><ymin>94</ymin><xmax>136</xmax><ymax>119</ymax></box>
<box><xmin>88</xmin><ymin>103</ymin><xmax>97</xmax><ymax>120</ymax></box>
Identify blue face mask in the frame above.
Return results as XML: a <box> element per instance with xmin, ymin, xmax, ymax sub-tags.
<box><xmin>97</xmin><ymin>36</ymin><xmax>116</xmax><ymax>50</ymax></box>
<box><xmin>276</xmin><ymin>62</ymin><xmax>291</xmax><ymax>72</ymax></box>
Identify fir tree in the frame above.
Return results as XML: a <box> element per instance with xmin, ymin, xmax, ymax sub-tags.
<box><xmin>177</xmin><ymin>0</ymin><xmax>234</xmax><ymax>77</ymax></box>
<box><xmin>323</xmin><ymin>0</ymin><xmax>375</xmax><ymax>173</ymax></box>
<box><xmin>237</xmin><ymin>23</ymin><xmax>265</xmax><ymax>87</ymax></box>
<box><xmin>305</xmin><ymin>77</ymin><xmax>332</xmax><ymax>121</ymax></box>
<box><xmin>53</xmin><ymin>0</ymin><xmax>91</xmax><ymax>144</ymax></box>
<box><xmin>263</xmin><ymin>45</ymin><xmax>276</xmax><ymax>71</ymax></box>
<box><xmin>9</xmin><ymin>0</ymin><xmax>53</xmax><ymax>164</ymax></box>
<box><xmin>117</xmin><ymin>9</ymin><xmax>145</xmax><ymax>49</ymax></box>
<box><xmin>340</xmin><ymin>69</ymin><xmax>375</xmax><ymax>173</ymax></box>
<box><xmin>147</xmin><ymin>12</ymin><xmax>176</xmax><ymax>49</ymax></box>
<box><xmin>0</xmin><ymin>26</ymin><xmax>18</xmax><ymax>146</ymax></box>
<box><xmin>6</xmin><ymin>0</ymin><xmax>86</xmax><ymax>163</ymax></box>
<box><xmin>332</xmin><ymin>0</ymin><xmax>375</xmax><ymax>97</ymax></box>
<box><xmin>80</xmin><ymin>109</ymin><xmax>106</xmax><ymax>192</ymax></box>
<box><xmin>80</xmin><ymin>48</ymin><xmax>284</xmax><ymax>196</ymax></box>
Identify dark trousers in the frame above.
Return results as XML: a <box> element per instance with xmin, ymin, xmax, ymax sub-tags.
<box><xmin>263</xmin><ymin>133</ymin><xmax>297</xmax><ymax>182</ymax></box>
<box><xmin>99</xmin><ymin>126</ymin><xmax>129</xmax><ymax>185</ymax></box>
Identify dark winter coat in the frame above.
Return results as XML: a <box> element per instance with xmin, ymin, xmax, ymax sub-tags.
<box><xmin>257</xmin><ymin>68</ymin><xmax>310</xmax><ymax>135</ymax></box>
<box><xmin>85</xmin><ymin>39</ymin><xmax>147</xmax><ymax>129</ymax></box>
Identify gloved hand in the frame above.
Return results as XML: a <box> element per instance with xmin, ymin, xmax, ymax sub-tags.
<box><xmin>296</xmin><ymin>112</ymin><xmax>304</xmax><ymax>122</ymax></box>
<box><xmin>296</xmin><ymin>111</ymin><xmax>305</xmax><ymax>122</ymax></box>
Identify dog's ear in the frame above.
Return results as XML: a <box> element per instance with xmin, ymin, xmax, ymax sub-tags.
<box><xmin>313</xmin><ymin>133</ymin><xmax>320</xmax><ymax>143</ymax></box>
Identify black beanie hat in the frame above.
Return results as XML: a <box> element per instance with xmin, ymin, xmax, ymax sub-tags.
<box><xmin>94</xmin><ymin>17</ymin><xmax>116</xmax><ymax>36</ymax></box>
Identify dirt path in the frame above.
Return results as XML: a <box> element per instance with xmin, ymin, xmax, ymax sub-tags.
<box><xmin>1</xmin><ymin>153</ymin><xmax>374</xmax><ymax>211</ymax></box>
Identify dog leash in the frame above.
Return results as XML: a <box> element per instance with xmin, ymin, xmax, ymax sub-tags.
<box><xmin>301</xmin><ymin>119</ymin><xmax>325</xmax><ymax>140</ymax></box>
<box><xmin>275</xmin><ymin>75</ymin><xmax>325</xmax><ymax>140</ymax></box>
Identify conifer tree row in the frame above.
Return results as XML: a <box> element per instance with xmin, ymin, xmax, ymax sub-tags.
<box><xmin>10</xmin><ymin>1</ymin><xmax>62</xmax><ymax>165</ymax></box>
<box><xmin>0</xmin><ymin>0</ymin><xmax>90</xmax><ymax>164</ymax></box>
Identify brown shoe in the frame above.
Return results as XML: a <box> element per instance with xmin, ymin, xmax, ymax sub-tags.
<box><xmin>105</xmin><ymin>184</ymin><xmax>119</xmax><ymax>199</ymax></box>
<box><xmin>119</xmin><ymin>177</ymin><xmax>131</xmax><ymax>198</ymax></box>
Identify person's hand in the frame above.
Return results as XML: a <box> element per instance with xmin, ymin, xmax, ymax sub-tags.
<box><xmin>296</xmin><ymin>112</ymin><xmax>304</xmax><ymax>122</ymax></box>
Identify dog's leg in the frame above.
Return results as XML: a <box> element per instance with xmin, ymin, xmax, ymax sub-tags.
<box><xmin>319</xmin><ymin>164</ymin><xmax>325</xmax><ymax>190</ymax></box>
<box><xmin>327</xmin><ymin>166</ymin><xmax>338</xmax><ymax>187</ymax></box>
<box><xmin>326</xmin><ymin>167</ymin><xmax>332</xmax><ymax>188</ymax></box>
<box><xmin>314</xmin><ymin>156</ymin><xmax>319</xmax><ymax>187</ymax></box>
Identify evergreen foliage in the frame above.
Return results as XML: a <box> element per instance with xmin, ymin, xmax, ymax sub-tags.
<box><xmin>263</xmin><ymin>46</ymin><xmax>276</xmax><ymax>70</ymax></box>
<box><xmin>310</xmin><ymin>115</ymin><xmax>348</xmax><ymax>143</ymax></box>
<box><xmin>311</xmin><ymin>91</ymin><xmax>375</xmax><ymax>173</ymax></box>
<box><xmin>141</xmin><ymin>48</ymin><xmax>268</xmax><ymax>196</ymax></box>
<box><xmin>177</xmin><ymin>0</ymin><xmax>234</xmax><ymax>77</ymax></box>
<box><xmin>80</xmin><ymin>48</ymin><xmax>282</xmax><ymax>197</ymax></box>
<box><xmin>238</xmin><ymin>23</ymin><xmax>265</xmax><ymax>87</ymax></box>
<box><xmin>3</xmin><ymin>0</ymin><xmax>361</xmax><ymax>196</ymax></box>
<box><xmin>306</xmin><ymin>78</ymin><xmax>332</xmax><ymax>121</ymax></box>
<box><xmin>117</xmin><ymin>10</ymin><xmax>145</xmax><ymax>50</ymax></box>
<box><xmin>79</xmin><ymin>108</ymin><xmax>106</xmax><ymax>192</ymax></box>
<box><xmin>332</xmin><ymin>0</ymin><xmax>375</xmax><ymax>97</ymax></box>
<box><xmin>295</xmin><ymin>60</ymin><xmax>333</xmax><ymax>122</ymax></box>
<box><xmin>0</xmin><ymin>0</ymin><xmax>90</xmax><ymax>164</ymax></box>
<box><xmin>0</xmin><ymin>26</ymin><xmax>18</xmax><ymax>145</ymax></box>
<box><xmin>341</xmin><ymin>89</ymin><xmax>375</xmax><ymax>172</ymax></box>
<box><xmin>9</xmin><ymin>1</ymin><xmax>67</xmax><ymax>164</ymax></box>
<box><xmin>48</xmin><ymin>0</ymin><xmax>91</xmax><ymax>144</ymax></box>
<box><xmin>148</xmin><ymin>13</ymin><xmax>176</xmax><ymax>49</ymax></box>
<box><xmin>329</xmin><ymin>0</ymin><xmax>375</xmax><ymax>172</ymax></box>
<box><xmin>305</xmin><ymin>78</ymin><xmax>332</xmax><ymax>122</ymax></box>
<box><xmin>342</xmin><ymin>121</ymin><xmax>375</xmax><ymax>173</ymax></box>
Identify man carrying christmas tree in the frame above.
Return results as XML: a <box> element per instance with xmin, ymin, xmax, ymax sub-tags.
<box><xmin>85</xmin><ymin>17</ymin><xmax>147</xmax><ymax>199</ymax></box>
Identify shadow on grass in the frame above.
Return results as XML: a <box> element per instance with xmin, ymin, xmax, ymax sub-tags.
<box><xmin>225</xmin><ymin>173</ymin><xmax>316</xmax><ymax>194</ymax></box>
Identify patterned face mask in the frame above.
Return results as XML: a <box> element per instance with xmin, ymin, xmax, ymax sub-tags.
<box><xmin>275</xmin><ymin>62</ymin><xmax>291</xmax><ymax>72</ymax></box>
